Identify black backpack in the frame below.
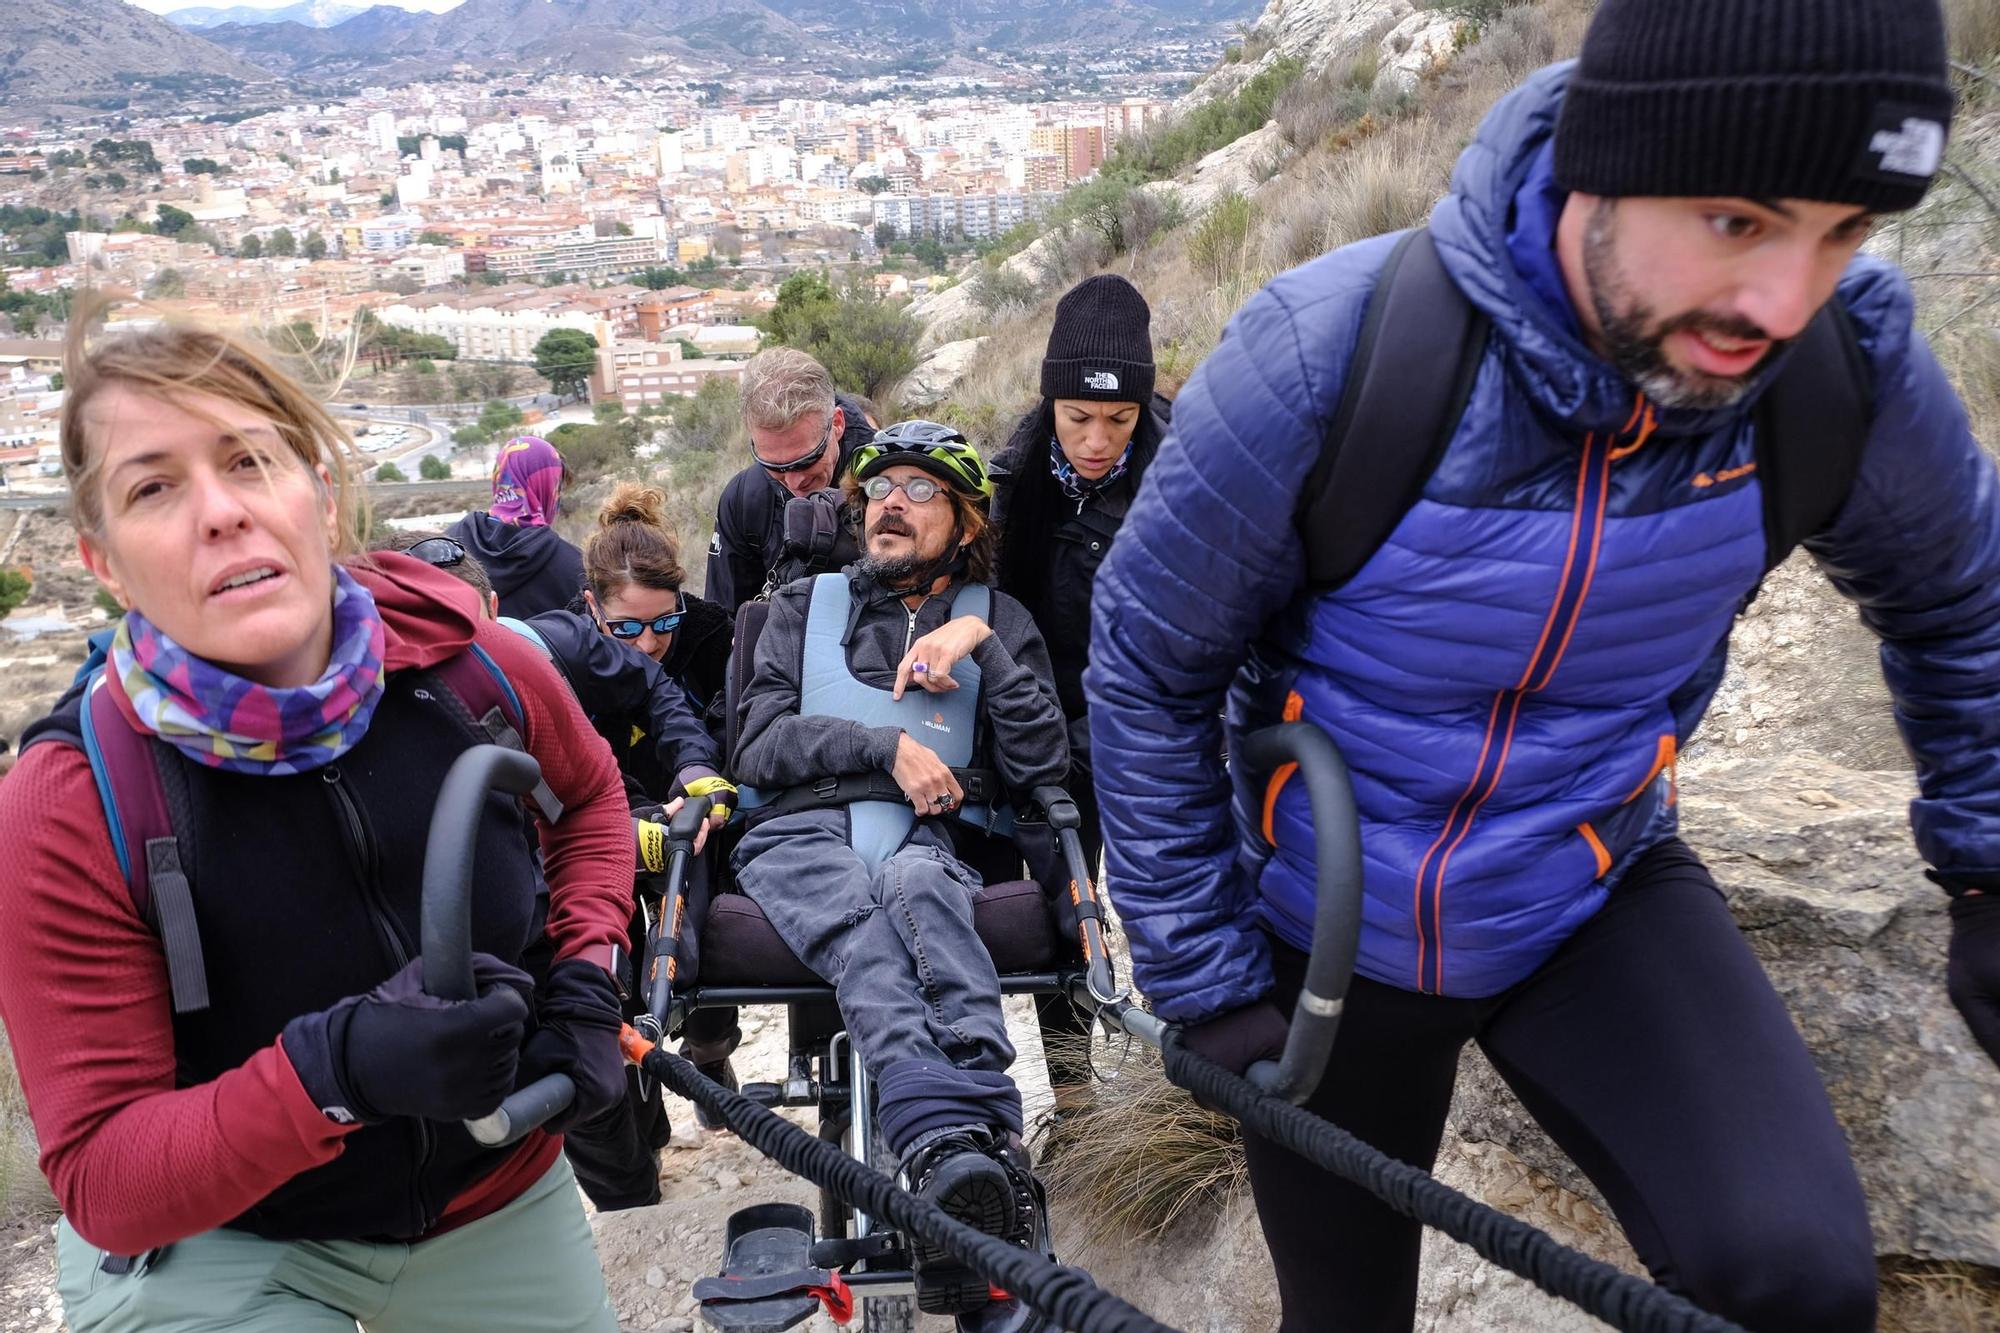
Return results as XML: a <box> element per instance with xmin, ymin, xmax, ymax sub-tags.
<box><xmin>1295</xmin><ymin>229</ymin><xmax>1873</xmax><ymax>590</ymax></box>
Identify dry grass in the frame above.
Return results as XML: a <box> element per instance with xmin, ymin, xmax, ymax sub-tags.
<box><xmin>0</xmin><ymin>1025</ymin><xmax>58</xmax><ymax>1229</ymax></box>
<box><xmin>1034</xmin><ymin>1033</ymin><xmax>1245</xmax><ymax>1239</ymax></box>
<box><xmin>1879</xmin><ymin>1257</ymin><xmax>2000</xmax><ymax>1333</ymax></box>
<box><xmin>1946</xmin><ymin>0</ymin><xmax>2000</xmax><ymax>68</ymax></box>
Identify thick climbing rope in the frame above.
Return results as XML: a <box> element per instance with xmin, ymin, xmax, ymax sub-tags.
<box><xmin>1158</xmin><ymin>1040</ymin><xmax>1748</xmax><ymax>1333</ymax></box>
<box><xmin>626</xmin><ymin>1034</ymin><xmax>1174</xmax><ymax>1333</ymax></box>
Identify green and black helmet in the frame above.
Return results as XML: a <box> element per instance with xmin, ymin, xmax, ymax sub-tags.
<box><xmin>849</xmin><ymin>420</ymin><xmax>993</xmax><ymax>502</ymax></box>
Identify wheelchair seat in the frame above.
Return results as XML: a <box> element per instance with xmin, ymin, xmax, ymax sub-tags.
<box><xmin>698</xmin><ymin>879</ymin><xmax>1062</xmax><ymax>987</ymax></box>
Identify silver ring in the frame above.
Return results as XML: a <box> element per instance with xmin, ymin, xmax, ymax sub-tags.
<box><xmin>937</xmin><ymin>793</ymin><xmax>955</xmax><ymax>811</ymax></box>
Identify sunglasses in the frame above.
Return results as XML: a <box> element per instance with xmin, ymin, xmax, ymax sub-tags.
<box><xmin>405</xmin><ymin>537</ymin><xmax>466</xmax><ymax>568</ymax></box>
<box><xmin>602</xmin><ymin>609</ymin><xmax>686</xmax><ymax>640</ymax></box>
<box><xmin>861</xmin><ymin>475</ymin><xmax>945</xmax><ymax>504</ymax></box>
<box><xmin>752</xmin><ymin>409</ymin><xmax>837</xmax><ymax>474</ymax></box>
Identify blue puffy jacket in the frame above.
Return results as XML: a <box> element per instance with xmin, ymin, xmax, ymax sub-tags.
<box><xmin>1087</xmin><ymin>64</ymin><xmax>2000</xmax><ymax>1019</ymax></box>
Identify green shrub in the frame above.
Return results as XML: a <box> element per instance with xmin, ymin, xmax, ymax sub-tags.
<box><xmin>0</xmin><ymin>567</ymin><xmax>30</xmax><ymax>619</ymax></box>
<box><xmin>373</xmin><ymin>462</ymin><xmax>407</xmax><ymax>483</ymax></box>
<box><xmin>1189</xmin><ymin>194</ymin><xmax>1256</xmax><ymax>282</ymax></box>
<box><xmin>418</xmin><ymin>454</ymin><xmax>451</xmax><ymax>480</ymax></box>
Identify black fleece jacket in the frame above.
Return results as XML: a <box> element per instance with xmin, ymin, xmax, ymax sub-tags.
<box><xmin>732</xmin><ymin>569</ymin><xmax>1067</xmax><ymax>800</ymax></box>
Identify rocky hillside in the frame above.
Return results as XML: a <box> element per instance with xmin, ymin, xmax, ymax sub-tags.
<box><xmin>2</xmin><ymin>0</ymin><xmax>267</xmax><ymax>100</ymax></box>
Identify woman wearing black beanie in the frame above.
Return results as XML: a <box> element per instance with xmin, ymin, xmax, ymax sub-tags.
<box><xmin>991</xmin><ymin>275</ymin><xmax>1171</xmax><ymax>1081</ymax></box>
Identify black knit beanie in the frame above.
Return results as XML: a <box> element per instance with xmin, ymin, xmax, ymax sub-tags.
<box><xmin>1041</xmin><ymin>274</ymin><xmax>1155</xmax><ymax>405</ymax></box>
<box><xmin>1554</xmin><ymin>0</ymin><xmax>1954</xmax><ymax>214</ymax></box>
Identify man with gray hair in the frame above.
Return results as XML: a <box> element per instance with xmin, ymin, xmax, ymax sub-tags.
<box><xmin>705</xmin><ymin>347</ymin><xmax>878</xmax><ymax>615</ymax></box>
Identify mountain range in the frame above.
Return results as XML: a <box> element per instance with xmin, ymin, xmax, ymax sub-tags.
<box><xmin>166</xmin><ymin>2</ymin><xmax>372</xmax><ymax>29</ymax></box>
<box><xmin>5</xmin><ymin>0</ymin><xmax>1253</xmax><ymax>105</ymax></box>
<box><xmin>195</xmin><ymin>0</ymin><xmax>1255</xmax><ymax>76</ymax></box>
<box><xmin>5</xmin><ymin>0</ymin><xmax>269</xmax><ymax>102</ymax></box>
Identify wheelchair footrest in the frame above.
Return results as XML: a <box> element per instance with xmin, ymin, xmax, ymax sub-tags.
<box><xmin>694</xmin><ymin>1203</ymin><xmax>851</xmax><ymax>1333</ymax></box>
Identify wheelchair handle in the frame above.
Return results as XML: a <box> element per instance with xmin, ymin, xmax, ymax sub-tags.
<box><xmin>419</xmin><ymin>744</ymin><xmax>576</xmax><ymax>1147</ymax></box>
<box><xmin>1236</xmin><ymin>722</ymin><xmax>1362</xmax><ymax>1106</ymax></box>
<box><xmin>643</xmin><ymin>794</ymin><xmax>714</xmax><ymax>1032</ymax></box>
<box><xmin>1029</xmin><ymin>784</ymin><xmax>1082</xmax><ymax>832</ymax></box>
<box><xmin>1029</xmin><ymin>784</ymin><xmax>1120</xmax><ymax>1006</ymax></box>
<box><xmin>668</xmin><ymin>793</ymin><xmax>715</xmax><ymax>845</ymax></box>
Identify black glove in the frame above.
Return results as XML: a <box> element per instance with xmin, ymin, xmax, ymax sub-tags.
<box><xmin>283</xmin><ymin>954</ymin><xmax>533</xmax><ymax>1125</ymax></box>
<box><xmin>1180</xmin><ymin>999</ymin><xmax>1290</xmax><ymax>1078</ymax></box>
<box><xmin>517</xmin><ymin>957</ymin><xmax>627</xmax><ymax>1134</ymax></box>
<box><xmin>1948</xmin><ymin>893</ymin><xmax>2000</xmax><ymax>1067</ymax></box>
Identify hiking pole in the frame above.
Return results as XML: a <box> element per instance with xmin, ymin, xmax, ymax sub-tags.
<box><xmin>421</xmin><ymin>743</ymin><xmax>575</xmax><ymax>1147</ymax></box>
<box><xmin>1235</xmin><ymin>721</ymin><xmax>1363</xmax><ymax>1103</ymax></box>
<box><xmin>641</xmin><ymin>794</ymin><xmax>716</xmax><ymax>1033</ymax></box>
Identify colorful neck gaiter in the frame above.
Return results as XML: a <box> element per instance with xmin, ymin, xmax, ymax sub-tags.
<box><xmin>1049</xmin><ymin>436</ymin><xmax>1133</xmax><ymax>502</ymax></box>
<box><xmin>111</xmin><ymin>565</ymin><xmax>388</xmax><ymax>776</ymax></box>
<box><xmin>489</xmin><ymin>435</ymin><xmax>563</xmax><ymax>527</ymax></box>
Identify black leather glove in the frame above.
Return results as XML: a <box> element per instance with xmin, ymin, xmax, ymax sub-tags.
<box><xmin>517</xmin><ymin>957</ymin><xmax>627</xmax><ymax>1134</ymax></box>
<box><xmin>283</xmin><ymin>954</ymin><xmax>533</xmax><ymax>1125</ymax></box>
<box><xmin>1180</xmin><ymin>999</ymin><xmax>1290</xmax><ymax>1078</ymax></box>
<box><xmin>1948</xmin><ymin>893</ymin><xmax>2000</xmax><ymax>1067</ymax></box>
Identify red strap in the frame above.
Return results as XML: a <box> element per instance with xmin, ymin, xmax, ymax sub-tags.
<box><xmin>810</xmin><ymin>1273</ymin><xmax>854</xmax><ymax>1324</ymax></box>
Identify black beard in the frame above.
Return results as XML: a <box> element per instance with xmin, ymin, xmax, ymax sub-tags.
<box><xmin>857</xmin><ymin>549</ymin><xmax>927</xmax><ymax>587</ymax></box>
<box><xmin>1582</xmin><ymin>200</ymin><xmax>1790</xmax><ymax>411</ymax></box>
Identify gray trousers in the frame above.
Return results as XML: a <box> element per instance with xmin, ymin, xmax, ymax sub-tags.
<box><xmin>733</xmin><ymin>809</ymin><xmax>1016</xmax><ymax>1078</ymax></box>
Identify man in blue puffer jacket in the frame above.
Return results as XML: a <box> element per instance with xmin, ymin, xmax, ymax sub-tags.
<box><xmin>1089</xmin><ymin>1</ymin><xmax>1998</xmax><ymax>1329</ymax></box>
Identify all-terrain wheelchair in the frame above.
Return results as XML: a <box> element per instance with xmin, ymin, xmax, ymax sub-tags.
<box><xmin>628</xmin><ymin>603</ymin><xmax>1123</xmax><ymax>1333</ymax></box>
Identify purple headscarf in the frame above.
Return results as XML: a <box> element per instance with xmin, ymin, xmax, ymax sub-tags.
<box><xmin>490</xmin><ymin>435</ymin><xmax>564</xmax><ymax>528</ymax></box>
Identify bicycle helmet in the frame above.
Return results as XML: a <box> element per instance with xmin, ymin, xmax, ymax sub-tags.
<box><xmin>849</xmin><ymin>420</ymin><xmax>993</xmax><ymax>501</ymax></box>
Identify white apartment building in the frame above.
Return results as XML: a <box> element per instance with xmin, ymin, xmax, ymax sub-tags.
<box><xmin>871</xmin><ymin>191</ymin><xmax>1057</xmax><ymax>241</ymax></box>
<box><xmin>375</xmin><ymin>300</ymin><xmax>607</xmax><ymax>363</ymax></box>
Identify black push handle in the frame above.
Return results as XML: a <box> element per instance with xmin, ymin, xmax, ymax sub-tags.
<box><xmin>1030</xmin><ymin>784</ymin><xmax>1121</xmax><ymax>1006</ymax></box>
<box><xmin>643</xmin><ymin>794</ymin><xmax>715</xmax><ymax>1030</ymax></box>
<box><xmin>420</xmin><ymin>744</ymin><xmax>576</xmax><ymax>1147</ymax></box>
<box><xmin>1236</xmin><ymin>721</ymin><xmax>1363</xmax><ymax>1105</ymax></box>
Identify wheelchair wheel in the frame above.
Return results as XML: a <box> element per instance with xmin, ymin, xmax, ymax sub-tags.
<box><xmin>862</xmin><ymin>1294</ymin><xmax>916</xmax><ymax>1333</ymax></box>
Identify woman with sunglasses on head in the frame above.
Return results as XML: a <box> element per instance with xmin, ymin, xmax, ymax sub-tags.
<box><xmin>446</xmin><ymin>434</ymin><xmax>587</xmax><ymax>618</ymax></box>
<box><xmin>0</xmin><ymin>305</ymin><xmax>633</xmax><ymax>1332</ymax></box>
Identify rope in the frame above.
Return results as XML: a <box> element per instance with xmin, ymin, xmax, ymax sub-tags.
<box><xmin>637</xmin><ymin>1043</ymin><xmax>1173</xmax><ymax>1333</ymax></box>
<box><xmin>1158</xmin><ymin>1041</ymin><xmax>1747</xmax><ymax>1333</ymax></box>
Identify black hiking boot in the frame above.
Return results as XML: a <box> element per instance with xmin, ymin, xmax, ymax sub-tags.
<box><xmin>954</xmin><ymin>1135</ymin><xmax>1051</xmax><ymax>1333</ymax></box>
<box><xmin>899</xmin><ymin>1125</ymin><xmax>1019</xmax><ymax>1317</ymax></box>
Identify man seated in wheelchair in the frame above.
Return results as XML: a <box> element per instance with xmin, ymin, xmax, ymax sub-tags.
<box><xmin>731</xmin><ymin>421</ymin><xmax>1067</xmax><ymax>1320</ymax></box>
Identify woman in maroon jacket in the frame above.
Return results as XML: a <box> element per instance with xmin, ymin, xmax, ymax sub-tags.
<box><xmin>0</xmin><ymin>305</ymin><xmax>635</xmax><ymax>1332</ymax></box>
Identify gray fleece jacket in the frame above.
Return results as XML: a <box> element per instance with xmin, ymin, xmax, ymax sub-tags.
<box><xmin>733</xmin><ymin>567</ymin><xmax>1069</xmax><ymax>798</ymax></box>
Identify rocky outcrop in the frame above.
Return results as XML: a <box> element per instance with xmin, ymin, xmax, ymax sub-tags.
<box><xmin>1180</xmin><ymin>0</ymin><xmax>1415</xmax><ymax>108</ymax></box>
<box><xmin>1142</xmin><ymin>122</ymin><xmax>1292</xmax><ymax>217</ymax></box>
<box><xmin>899</xmin><ymin>336</ymin><xmax>990</xmax><ymax>407</ymax></box>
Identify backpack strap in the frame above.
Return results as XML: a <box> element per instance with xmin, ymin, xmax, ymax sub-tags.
<box><xmin>1298</xmin><ymin>228</ymin><xmax>1490</xmax><ymax>591</ymax></box>
<box><xmin>497</xmin><ymin>615</ymin><xmax>555</xmax><ymax>658</ymax></box>
<box><xmin>428</xmin><ymin>644</ymin><xmax>564</xmax><ymax>824</ymax></box>
<box><xmin>78</xmin><ymin>677</ymin><xmax>211</xmax><ymax>1015</ymax></box>
<box><xmin>1752</xmin><ymin>300</ymin><xmax>1872</xmax><ymax>571</ymax></box>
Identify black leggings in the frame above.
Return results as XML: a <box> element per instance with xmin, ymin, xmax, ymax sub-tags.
<box><xmin>1242</xmin><ymin>839</ymin><xmax>1877</xmax><ymax>1333</ymax></box>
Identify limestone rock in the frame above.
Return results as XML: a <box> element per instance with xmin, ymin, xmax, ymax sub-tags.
<box><xmin>1181</xmin><ymin>0</ymin><xmax>1412</xmax><ymax>109</ymax></box>
<box><xmin>1146</xmin><ymin>122</ymin><xmax>1291</xmax><ymax>217</ymax></box>
<box><xmin>1377</xmin><ymin>8</ymin><xmax>1462</xmax><ymax>91</ymax></box>
<box><xmin>908</xmin><ymin>232</ymin><xmax>1066</xmax><ymax>349</ymax></box>
<box><xmin>900</xmin><ymin>337</ymin><xmax>990</xmax><ymax>407</ymax></box>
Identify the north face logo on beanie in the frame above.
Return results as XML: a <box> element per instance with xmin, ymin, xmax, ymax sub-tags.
<box><xmin>1863</xmin><ymin>109</ymin><xmax>1946</xmax><ymax>182</ymax></box>
<box><xmin>1084</xmin><ymin>370</ymin><xmax>1121</xmax><ymax>392</ymax></box>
